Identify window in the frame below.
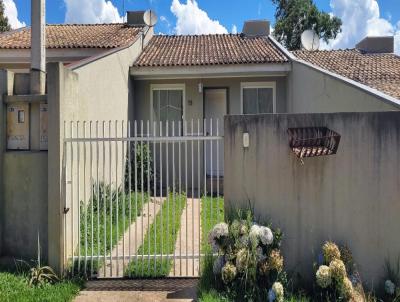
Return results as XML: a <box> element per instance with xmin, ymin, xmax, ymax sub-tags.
<box><xmin>241</xmin><ymin>82</ymin><xmax>276</xmax><ymax>114</ymax></box>
<box><xmin>151</xmin><ymin>84</ymin><xmax>185</xmax><ymax>135</ymax></box>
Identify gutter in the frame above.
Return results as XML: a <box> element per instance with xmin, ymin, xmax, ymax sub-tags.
<box><xmin>268</xmin><ymin>35</ymin><xmax>400</xmax><ymax>108</ymax></box>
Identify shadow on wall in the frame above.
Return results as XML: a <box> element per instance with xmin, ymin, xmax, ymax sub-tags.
<box><xmin>224</xmin><ymin>112</ymin><xmax>400</xmax><ymax>289</ymax></box>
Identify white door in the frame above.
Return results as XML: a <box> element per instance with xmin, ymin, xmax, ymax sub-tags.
<box><xmin>204</xmin><ymin>88</ymin><xmax>227</xmax><ymax>177</ymax></box>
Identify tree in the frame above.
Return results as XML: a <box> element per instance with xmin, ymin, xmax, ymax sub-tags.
<box><xmin>0</xmin><ymin>0</ymin><xmax>11</xmax><ymax>33</ymax></box>
<box><xmin>272</xmin><ymin>0</ymin><xmax>342</xmax><ymax>50</ymax></box>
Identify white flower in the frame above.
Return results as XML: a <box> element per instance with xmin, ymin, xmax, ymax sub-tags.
<box><xmin>316</xmin><ymin>265</ymin><xmax>332</xmax><ymax>288</ymax></box>
<box><xmin>272</xmin><ymin>282</ymin><xmax>284</xmax><ymax>302</ymax></box>
<box><xmin>249</xmin><ymin>225</ymin><xmax>261</xmax><ymax>241</ymax></box>
<box><xmin>212</xmin><ymin>222</ymin><xmax>229</xmax><ymax>239</ymax></box>
<box><xmin>385</xmin><ymin>279</ymin><xmax>396</xmax><ymax>295</ymax></box>
<box><xmin>259</xmin><ymin>226</ymin><xmax>274</xmax><ymax>245</ymax></box>
<box><xmin>213</xmin><ymin>255</ymin><xmax>225</xmax><ymax>275</ymax></box>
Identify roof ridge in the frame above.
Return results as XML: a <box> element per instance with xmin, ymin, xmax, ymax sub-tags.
<box><xmin>154</xmin><ymin>33</ymin><xmax>242</xmax><ymax>38</ymax></box>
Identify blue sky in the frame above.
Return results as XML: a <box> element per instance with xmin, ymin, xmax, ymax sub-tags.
<box><xmin>4</xmin><ymin>0</ymin><xmax>400</xmax><ymax>52</ymax></box>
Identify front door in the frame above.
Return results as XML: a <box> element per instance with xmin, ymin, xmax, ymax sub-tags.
<box><xmin>204</xmin><ymin>88</ymin><xmax>227</xmax><ymax>177</ymax></box>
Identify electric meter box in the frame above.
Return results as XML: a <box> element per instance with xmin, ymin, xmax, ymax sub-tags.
<box><xmin>7</xmin><ymin>103</ymin><xmax>30</xmax><ymax>150</ymax></box>
<box><xmin>40</xmin><ymin>103</ymin><xmax>48</xmax><ymax>150</ymax></box>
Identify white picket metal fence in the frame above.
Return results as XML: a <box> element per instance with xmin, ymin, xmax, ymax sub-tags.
<box><xmin>62</xmin><ymin>119</ymin><xmax>224</xmax><ymax>278</ymax></box>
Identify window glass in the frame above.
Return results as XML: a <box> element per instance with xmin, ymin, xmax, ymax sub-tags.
<box><xmin>243</xmin><ymin>86</ymin><xmax>274</xmax><ymax>114</ymax></box>
<box><xmin>153</xmin><ymin>89</ymin><xmax>183</xmax><ymax>135</ymax></box>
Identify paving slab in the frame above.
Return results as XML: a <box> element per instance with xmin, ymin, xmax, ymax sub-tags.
<box><xmin>169</xmin><ymin>198</ymin><xmax>201</xmax><ymax>277</ymax></box>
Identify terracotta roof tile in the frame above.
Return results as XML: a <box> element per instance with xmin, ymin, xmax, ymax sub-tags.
<box><xmin>293</xmin><ymin>49</ymin><xmax>400</xmax><ymax>100</ymax></box>
<box><xmin>0</xmin><ymin>24</ymin><xmax>143</xmax><ymax>49</ymax></box>
<box><xmin>134</xmin><ymin>34</ymin><xmax>289</xmax><ymax>67</ymax></box>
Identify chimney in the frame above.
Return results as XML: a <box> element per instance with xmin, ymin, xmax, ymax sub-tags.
<box><xmin>242</xmin><ymin>20</ymin><xmax>270</xmax><ymax>37</ymax></box>
<box><xmin>356</xmin><ymin>36</ymin><xmax>394</xmax><ymax>53</ymax></box>
<box><xmin>30</xmin><ymin>0</ymin><xmax>46</xmax><ymax>94</ymax></box>
<box><xmin>126</xmin><ymin>11</ymin><xmax>146</xmax><ymax>26</ymax></box>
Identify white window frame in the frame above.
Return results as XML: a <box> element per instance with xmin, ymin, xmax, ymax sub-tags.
<box><xmin>240</xmin><ymin>81</ymin><xmax>276</xmax><ymax>114</ymax></box>
<box><xmin>150</xmin><ymin>83</ymin><xmax>186</xmax><ymax>130</ymax></box>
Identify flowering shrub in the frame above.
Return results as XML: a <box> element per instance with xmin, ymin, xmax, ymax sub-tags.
<box><xmin>207</xmin><ymin>211</ymin><xmax>286</xmax><ymax>301</ymax></box>
<box><xmin>314</xmin><ymin>242</ymin><xmax>365</xmax><ymax>301</ymax></box>
<box><xmin>383</xmin><ymin>257</ymin><xmax>400</xmax><ymax>301</ymax></box>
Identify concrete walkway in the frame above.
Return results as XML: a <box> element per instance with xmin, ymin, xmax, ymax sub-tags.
<box><xmin>74</xmin><ymin>279</ymin><xmax>197</xmax><ymax>302</ymax></box>
<box><xmin>169</xmin><ymin>198</ymin><xmax>202</xmax><ymax>277</ymax></box>
<box><xmin>99</xmin><ymin>197</ymin><xmax>163</xmax><ymax>278</ymax></box>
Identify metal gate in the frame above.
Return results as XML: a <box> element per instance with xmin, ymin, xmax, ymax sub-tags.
<box><xmin>62</xmin><ymin>119</ymin><xmax>224</xmax><ymax>278</ymax></box>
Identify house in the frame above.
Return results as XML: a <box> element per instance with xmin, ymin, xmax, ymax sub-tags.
<box><xmin>0</xmin><ymin>10</ymin><xmax>399</xmax><ymax>274</ymax></box>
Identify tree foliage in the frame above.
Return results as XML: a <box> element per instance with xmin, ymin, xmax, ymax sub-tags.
<box><xmin>0</xmin><ymin>0</ymin><xmax>11</xmax><ymax>33</ymax></box>
<box><xmin>272</xmin><ymin>0</ymin><xmax>342</xmax><ymax>50</ymax></box>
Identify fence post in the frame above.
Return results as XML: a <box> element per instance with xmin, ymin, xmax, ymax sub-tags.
<box><xmin>47</xmin><ymin>62</ymin><xmax>78</xmax><ymax>274</ymax></box>
<box><xmin>0</xmin><ymin>70</ymin><xmax>14</xmax><ymax>256</ymax></box>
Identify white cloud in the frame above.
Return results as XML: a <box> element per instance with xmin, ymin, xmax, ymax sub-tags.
<box><xmin>3</xmin><ymin>0</ymin><xmax>26</xmax><ymax>29</ymax></box>
<box><xmin>324</xmin><ymin>0</ymin><xmax>399</xmax><ymax>54</ymax></box>
<box><xmin>231</xmin><ymin>24</ymin><xmax>237</xmax><ymax>34</ymax></box>
<box><xmin>170</xmin><ymin>0</ymin><xmax>228</xmax><ymax>35</ymax></box>
<box><xmin>64</xmin><ymin>0</ymin><xmax>123</xmax><ymax>24</ymax></box>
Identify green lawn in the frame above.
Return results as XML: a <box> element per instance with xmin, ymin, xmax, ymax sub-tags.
<box><xmin>201</xmin><ymin>196</ymin><xmax>224</xmax><ymax>253</ymax></box>
<box><xmin>0</xmin><ymin>270</ymin><xmax>82</xmax><ymax>302</ymax></box>
<box><xmin>74</xmin><ymin>185</ymin><xmax>149</xmax><ymax>275</ymax></box>
<box><xmin>124</xmin><ymin>192</ymin><xmax>187</xmax><ymax>277</ymax></box>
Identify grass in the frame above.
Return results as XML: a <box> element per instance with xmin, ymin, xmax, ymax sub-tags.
<box><xmin>201</xmin><ymin>196</ymin><xmax>224</xmax><ymax>253</ymax></box>
<box><xmin>124</xmin><ymin>192</ymin><xmax>187</xmax><ymax>277</ymax></box>
<box><xmin>73</xmin><ymin>184</ymin><xmax>149</xmax><ymax>275</ymax></box>
<box><xmin>0</xmin><ymin>266</ymin><xmax>83</xmax><ymax>302</ymax></box>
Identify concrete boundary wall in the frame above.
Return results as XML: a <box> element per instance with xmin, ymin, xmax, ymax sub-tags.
<box><xmin>224</xmin><ymin>112</ymin><xmax>400</xmax><ymax>288</ymax></box>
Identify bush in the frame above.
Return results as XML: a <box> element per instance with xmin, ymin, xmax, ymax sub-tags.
<box><xmin>125</xmin><ymin>143</ymin><xmax>153</xmax><ymax>193</ymax></box>
<box><xmin>206</xmin><ymin>210</ymin><xmax>287</xmax><ymax>302</ymax></box>
<box><xmin>313</xmin><ymin>241</ymin><xmax>365</xmax><ymax>301</ymax></box>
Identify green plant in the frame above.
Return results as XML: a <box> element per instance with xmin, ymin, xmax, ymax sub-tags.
<box><xmin>17</xmin><ymin>234</ymin><xmax>60</xmax><ymax>287</ymax></box>
<box><xmin>384</xmin><ymin>257</ymin><xmax>400</xmax><ymax>301</ymax></box>
<box><xmin>205</xmin><ymin>209</ymin><xmax>286</xmax><ymax>302</ymax></box>
<box><xmin>313</xmin><ymin>242</ymin><xmax>365</xmax><ymax>302</ymax></box>
<box><xmin>125</xmin><ymin>143</ymin><xmax>153</xmax><ymax>193</ymax></box>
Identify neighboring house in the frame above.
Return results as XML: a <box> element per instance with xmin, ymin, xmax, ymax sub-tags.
<box><xmin>0</xmin><ymin>23</ymin><xmax>144</xmax><ymax>71</ymax></box>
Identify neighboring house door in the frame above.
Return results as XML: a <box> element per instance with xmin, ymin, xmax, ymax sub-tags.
<box><xmin>204</xmin><ymin>88</ymin><xmax>227</xmax><ymax>177</ymax></box>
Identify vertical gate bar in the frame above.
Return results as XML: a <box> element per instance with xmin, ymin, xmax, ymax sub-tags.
<box><xmin>210</xmin><ymin>119</ymin><xmax>213</xmax><ymax>227</ymax></box>
<box><xmin>166</xmin><ymin>121</ymin><xmax>169</xmax><ymax>273</ymax></box>
<box><xmin>178</xmin><ymin>121</ymin><xmax>182</xmax><ymax>276</ymax></box>
<box><xmin>184</xmin><ymin>120</ymin><xmax>188</xmax><ymax>276</ymax></box>
<box><xmin>115</xmin><ymin>120</ymin><xmax>119</xmax><ymax>277</ymax></box>
<box><xmin>102</xmin><ymin>121</ymin><xmax>106</xmax><ymax>277</ymax></box>
<box><xmin>89</xmin><ymin>121</ymin><xmax>94</xmax><ymax>277</ymax></box>
<box><xmin>128</xmin><ymin>122</ymin><xmax>132</xmax><ymax>277</ymax></box>
<box><xmin>172</xmin><ymin>121</ymin><xmax>176</xmax><ymax>276</ymax></box>
<box><xmin>134</xmin><ymin>121</ymin><xmax>138</xmax><ymax>269</ymax></box>
<box><xmin>63</xmin><ymin>122</ymin><xmax>67</xmax><ymax>275</ymax></box>
<box><xmin>77</xmin><ymin>121</ymin><xmax>81</xmax><ymax>273</ymax></box>
<box><xmin>96</xmin><ymin>121</ymin><xmax>100</xmax><ymax>275</ymax></box>
<box><xmin>70</xmin><ymin>122</ymin><xmax>74</xmax><ymax>276</ymax></box>
<box><xmin>121</xmin><ymin>121</ymin><xmax>126</xmax><ymax>274</ymax></box>
<box><xmin>109</xmin><ymin>120</ymin><xmax>113</xmax><ymax>277</ymax></box>
<box><xmin>159</xmin><ymin>121</ymin><xmax>163</xmax><ymax>273</ymax></box>
<box><xmin>216</xmin><ymin>119</ymin><xmax>219</xmax><ymax>222</ymax></box>
<box><xmin>197</xmin><ymin>119</ymin><xmax>201</xmax><ymax>274</ymax></box>
<box><xmin>83</xmin><ymin>121</ymin><xmax>87</xmax><ymax>276</ymax></box>
<box><xmin>203</xmin><ymin>119</ymin><xmax>206</xmax><ymax>257</ymax></box>
<box><xmin>153</xmin><ymin>121</ymin><xmax>157</xmax><ymax>274</ymax></box>
<box><xmin>191</xmin><ymin>119</ymin><xmax>194</xmax><ymax>275</ymax></box>
<box><xmin>147</xmin><ymin>120</ymin><xmax>150</xmax><ymax>273</ymax></box>
<box><xmin>140</xmin><ymin>120</ymin><xmax>144</xmax><ymax>277</ymax></box>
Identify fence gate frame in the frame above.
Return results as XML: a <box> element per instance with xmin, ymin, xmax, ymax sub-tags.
<box><xmin>62</xmin><ymin>119</ymin><xmax>224</xmax><ymax>279</ymax></box>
